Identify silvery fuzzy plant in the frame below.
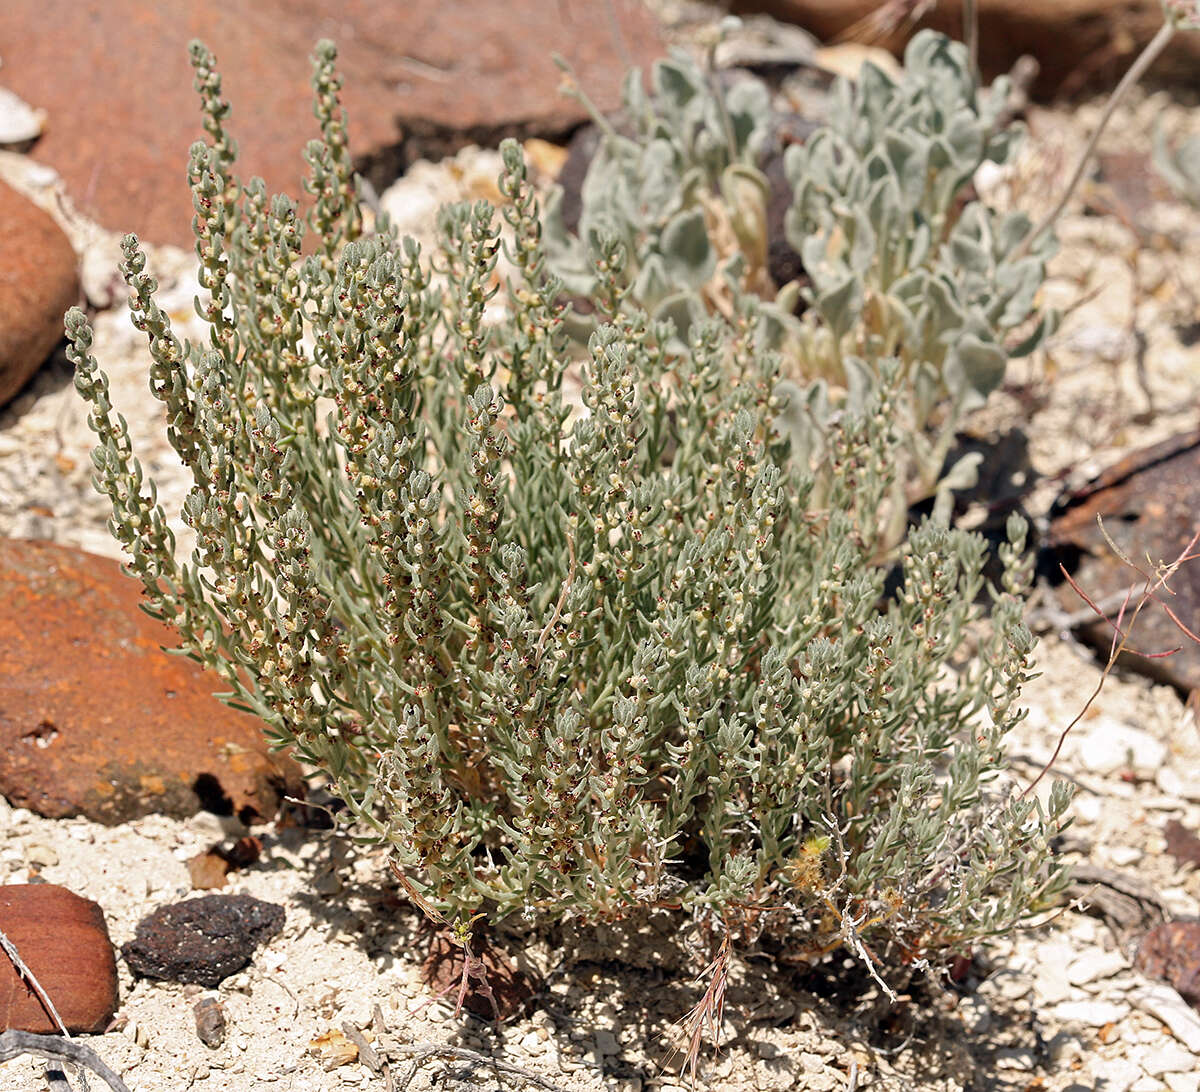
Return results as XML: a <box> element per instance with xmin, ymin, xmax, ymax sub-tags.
<box><xmin>545</xmin><ymin>28</ymin><xmax>1057</xmax><ymax>553</ymax></box>
<box><xmin>782</xmin><ymin>30</ymin><xmax>1057</xmax><ymax>547</ymax></box>
<box><xmin>543</xmin><ymin>39</ymin><xmax>796</xmax><ymax>350</ymax></box>
<box><xmin>1094</xmin><ymin>1</ymin><xmax>1200</xmax><ymax>213</ymax></box>
<box><xmin>66</xmin><ymin>40</ymin><xmax>1071</xmax><ymax>1023</ymax></box>
<box><xmin>1154</xmin><ymin>126</ymin><xmax>1200</xmax><ymax>206</ymax></box>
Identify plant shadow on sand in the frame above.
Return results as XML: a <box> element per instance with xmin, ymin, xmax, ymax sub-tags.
<box><xmin>268</xmin><ymin>826</ymin><xmax>1037</xmax><ymax>1089</ymax></box>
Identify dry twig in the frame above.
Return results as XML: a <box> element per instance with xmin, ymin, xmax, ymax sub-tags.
<box><xmin>1022</xmin><ymin>521</ymin><xmax>1200</xmax><ymax>801</ymax></box>
<box><xmin>391</xmin><ymin>1041</ymin><xmax>572</xmax><ymax>1092</ymax></box>
<box><xmin>0</xmin><ymin>1032</ymin><xmax>127</xmax><ymax>1092</ymax></box>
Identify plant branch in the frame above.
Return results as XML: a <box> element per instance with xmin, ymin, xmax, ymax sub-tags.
<box><xmin>1016</xmin><ymin>19</ymin><xmax>1177</xmax><ymax>259</ymax></box>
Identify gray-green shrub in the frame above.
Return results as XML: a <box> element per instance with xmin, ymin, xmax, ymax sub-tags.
<box><xmin>65</xmin><ymin>39</ymin><xmax>1070</xmax><ymax>996</ymax></box>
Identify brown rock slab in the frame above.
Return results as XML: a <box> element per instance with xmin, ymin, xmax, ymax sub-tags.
<box><xmin>0</xmin><ymin>538</ymin><xmax>303</xmax><ymax>824</ymax></box>
<box><xmin>0</xmin><ymin>180</ymin><xmax>79</xmax><ymax>409</ymax></box>
<box><xmin>1045</xmin><ymin>432</ymin><xmax>1200</xmax><ymax>695</ymax></box>
<box><xmin>1135</xmin><ymin>920</ymin><xmax>1200</xmax><ymax>1007</ymax></box>
<box><xmin>421</xmin><ymin>930</ymin><xmax>541</xmax><ymax>1021</ymax></box>
<box><xmin>0</xmin><ymin>0</ymin><xmax>663</xmax><ymax>248</ymax></box>
<box><xmin>730</xmin><ymin>0</ymin><xmax>1200</xmax><ymax>98</ymax></box>
<box><xmin>1165</xmin><ymin>820</ymin><xmax>1200</xmax><ymax>870</ymax></box>
<box><xmin>122</xmin><ymin>894</ymin><xmax>285</xmax><ymax>986</ymax></box>
<box><xmin>0</xmin><ymin>884</ymin><xmax>119</xmax><ymax>1034</ymax></box>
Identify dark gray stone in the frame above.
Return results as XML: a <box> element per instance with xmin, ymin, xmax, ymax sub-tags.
<box><xmin>122</xmin><ymin>894</ymin><xmax>285</xmax><ymax>986</ymax></box>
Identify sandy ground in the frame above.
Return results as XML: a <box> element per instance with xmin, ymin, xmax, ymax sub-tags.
<box><xmin>3</xmin><ymin>11</ymin><xmax>1200</xmax><ymax>1091</ymax></box>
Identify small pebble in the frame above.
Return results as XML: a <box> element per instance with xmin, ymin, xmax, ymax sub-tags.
<box><xmin>123</xmin><ymin>1021</ymin><xmax>150</xmax><ymax>1049</ymax></box>
<box><xmin>1068</xmin><ymin>949</ymin><xmax>1128</xmax><ymax>985</ymax></box>
<box><xmin>193</xmin><ymin>997</ymin><xmax>227</xmax><ymax>1048</ymax></box>
<box><xmin>958</xmin><ymin>995</ymin><xmax>992</xmax><ymax>1034</ymax></box>
<box><xmin>799</xmin><ymin>1051</ymin><xmax>825</xmax><ymax>1073</ymax></box>
<box><xmin>989</xmin><ymin>971</ymin><xmax>1033</xmax><ymax>1001</ymax></box>
<box><xmin>1075</xmin><ymin>718</ymin><xmax>1166</xmax><ymax>777</ymax></box>
<box><xmin>1108</xmin><ymin>846</ymin><xmax>1144</xmax><ymax>866</ymax></box>
<box><xmin>1034</xmin><ymin>963</ymin><xmax>1073</xmax><ymax>1004</ymax></box>
<box><xmin>1132</xmin><ymin>986</ymin><xmax>1200</xmax><ymax>1053</ymax></box>
<box><xmin>23</xmin><ymin>842</ymin><xmax>58</xmax><ymax>867</ymax></box>
<box><xmin>1135</xmin><ymin>1041</ymin><xmax>1199</xmax><ymax>1077</ymax></box>
<box><xmin>994</xmin><ymin>1046</ymin><xmax>1035</xmax><ymax>1071</ymax></box>
<box><xmin>313</xmin><ymin>869</ymin><xmax>343</xmax><ymax>896</ymax></box>
<box><xmin>308</xmin><ymin>1028</ymin><xmax>357</xmax><ymax>1071</ymax></box>
<box><xmin>1052</xmin><ymin>999</ymin><xmax>1130</xmax><ymax>1026</ymax></box>
<box><xmin>1158</xmin><ymin>767</ymin><xmax>1200</xmax><ymax>803</ymax></box>
<box><xmin>1091</xmin><ymin>1057</ymin><xmax>1144</xmax><ymax>1092</ymax></box>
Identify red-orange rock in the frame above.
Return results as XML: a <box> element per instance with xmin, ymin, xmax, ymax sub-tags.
<box><xmin>0</xmin><ymin>884</ymin><xmax>118</xmax><ymax>1034</ymax></box>
<box><xmin>0</xmin><ymin>538</ymin><xmax>303</xmax><ymax>824</ymax></box>
<box><xmin>0</xmin><ymin>181</ymin><xmax>79</xmax><ymax>409</ymax></box>
<box><xmin>0</xmin><ymin>0</ymin><xmax>663</xmax><ymax>248</ymax></box>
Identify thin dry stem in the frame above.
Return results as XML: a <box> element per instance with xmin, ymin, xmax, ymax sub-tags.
<box><xmin>1020</xmin><ymin>520</ymin><xmax>1200</xmax><ymax>801</ymax></box>
<box><xmin>1016</xmin><ymin>19</ymin><xmax>1178</xmax><ymax>259</ymax></box>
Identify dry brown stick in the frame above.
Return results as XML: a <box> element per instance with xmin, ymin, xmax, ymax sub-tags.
<box><xmin>391</xmin><ymin>1042</ymin><xmax>573</xmax><ymax>1092</ymax></box>
<box><xmin>341</xmin><ymin>1022</ymin><xmax>382</xmax><ymax>1074</ymax></box>
<box><xmin>0</xmin><ymin>1032</ymin><xmax>128</xmax><ymax>1092</ymax></box>
<box><xmin>370</xmin><ymin>1006</ymin><xmax>395</xmax><ymax>1092</ymax></box>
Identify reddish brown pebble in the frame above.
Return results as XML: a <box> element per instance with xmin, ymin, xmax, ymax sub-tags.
<box><xmin>188</xmin><ymin>835</ymin><xmax>264</xmax><ymax>890</ymax></box>
<box><xmin>1134</xmin><ymin>920</ymin><xmax>1200</xmax><ymax>1006</ymax></box>
<box><xmin>219</xmin><ymin>836</ymin><xmax>263</xmax><ymax>870</ymax></box>
<box><xmin>0</xmin><ymin>884</ymin><xmax>119</xmax><ymax>1033</ymax></box>
<box><xmin>0</xmin><ymin>181</ymin><xmax>79</xmax><ymax>409</ymax></box>
<box><xmin>193</xmin><ymin>997</ymin><xmax>227</xmax><ymax>1048</ymax></box>
<box><xmin>187</xmin><ymin>851</ymin><xmax>231</xmax><ymax>891</ymax></box>
<box><xmin>0</xmin><ymin>539</ymin><xmax>304</xmax><ymax>824</ymax></box>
